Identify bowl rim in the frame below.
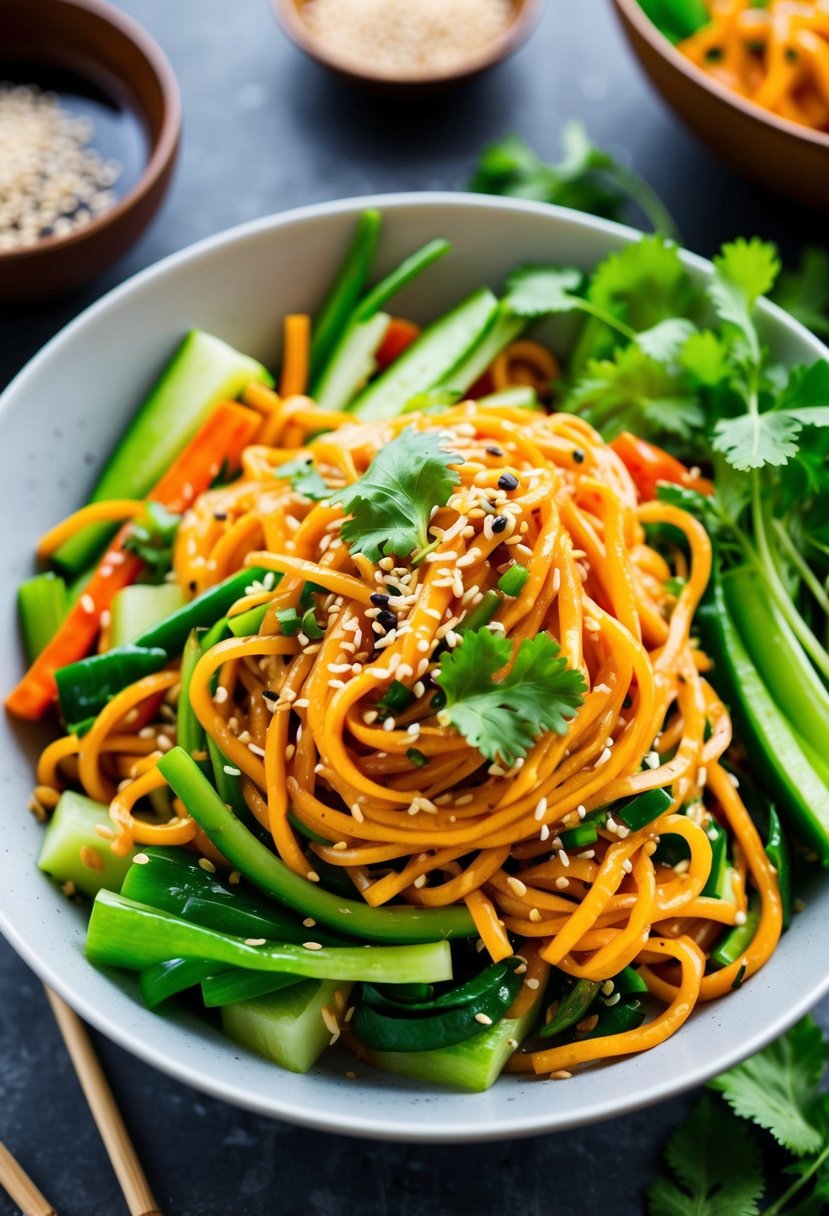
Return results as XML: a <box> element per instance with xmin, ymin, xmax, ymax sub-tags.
<box><xmin>613</xmin><ymin>0</ymin><xmax>829</xmax><ymax>151</ymax></box>
<box><xmin>0</xmin><ymin>0</ymin><xmax>182</xmax><ymax>265</ymax></box>
<box><xmin>271</xmin><ymin>0</ymin><xmax>543</xmax><ymax>86</ymax></box>
<box><xmin>1</xmin><ymin>191</ymin><xmax>828</xmax><ymax>1141</ymax></box>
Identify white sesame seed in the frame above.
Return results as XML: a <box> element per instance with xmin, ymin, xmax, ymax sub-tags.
<box><xmin>198</xmin><ymin>858</ymin><xmax>216</xmax><ymax>874</ymax></box>
<box><xmin>223</xmin><ymin>764</ymin><xmax>241</xmax><ymax>776</ymax></box>
<box><xmin>303</xmin><ymin>941</ymin><xmax>323</xmax><ymax>950</ymax></box>
<box><xmin>506</xmin><ymin>876</ymin><xmax>528</xmax><ymax>897</ymax></box>
<box><xmin>132</xmin><ymin>853</ymin><xmax>150</xmax><ymax>866</ymax></box>
<box><xmin>244</xmin><ymin>937</ymin><xmax>267</xmax><ymax>946</ymax></box>
<box><xmin>525</xmin><ymin>978</ymin><xmax>540</xmax><ymax>990</ymax></box>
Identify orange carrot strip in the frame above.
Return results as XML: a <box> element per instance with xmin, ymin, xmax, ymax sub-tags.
<box><xmin>279</xmin><ymin>315</ymin><xmax>311</xmax><ymax>397</ymax></box>
<box><xmin>6</xmin><ymin>401</ymin><xmax>261</xmax><ymax>720</ymax></box>
<box><xmin>375</xmin><ymin>318</ymin><xmax>421</xmax><ymax>370</ymax></box>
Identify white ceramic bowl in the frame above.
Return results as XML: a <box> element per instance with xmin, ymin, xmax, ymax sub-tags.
<box><xmin>1</xmin><ymin>194</ymin><xmax>827</xmax><ymax>1142</ymax></box>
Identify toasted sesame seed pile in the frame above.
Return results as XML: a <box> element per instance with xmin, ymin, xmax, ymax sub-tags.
<box><xmin>0</xmin><ymin>83</ymin><xmax>122</xmax><ymax>252</ymax></box>
<box><xmin>301</xmin><ymin>0</ymin><xmax>515</xmax><ymax>75</ymax></box>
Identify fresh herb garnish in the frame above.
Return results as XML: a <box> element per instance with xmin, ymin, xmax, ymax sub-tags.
<box><xmin>435</xmin><ymin>629</ymin><xmax>586</xmax><ymax>765</ymax></box>
<box><xmin>273</xmin><ymin>456</ymin><xmax>331</xmax><ymax>501</ymax></box>
<box><xmin>648</xmin><ymin>1017</ymin><xmax>829</xmax><ymax>1216</ymax></box>
<box><xmin>334</xmin><ymin>430</ymin><xmax>462</xmax><ymax>562</ymax></box>
<box><xmin>772</xmin><ymin>248</ymin><xmax>829</xmax><ymax>338</ymax></box>
<box><xmin>123</xmin><ymin>502</ymin><xmax>181</xmax><ymax>581</ymax></box>
<box><xmin>469</xmin><ymin>122</ymin><xmax>679</xmax><ymax>239</ymax></box>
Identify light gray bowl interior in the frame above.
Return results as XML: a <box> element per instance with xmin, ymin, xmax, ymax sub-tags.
<box><xmin>1</xmin><ymin>194</ymin><xmax>827</xmax><ymax>1141</ymax></box>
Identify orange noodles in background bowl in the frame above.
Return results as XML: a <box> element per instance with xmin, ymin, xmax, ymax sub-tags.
<box><xmin>678</xmin><ymin>0</ymin><xmax>829</xmax><ymax>132</ymax></box>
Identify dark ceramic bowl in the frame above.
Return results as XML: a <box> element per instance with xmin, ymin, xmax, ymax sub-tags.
<box><xmin>612</xmin><ymin>0</ymin><xmax>829</xmax><ymax>208</ymax></box>
<box><xmin>0</xmin><ymin>0</ymin><xmax>181</xmax><ymax>303</ymax></box>
<box><xmin>272</xmin><ymin>0</ymin><xmax>543</xmax><ymax>93</ymax></box>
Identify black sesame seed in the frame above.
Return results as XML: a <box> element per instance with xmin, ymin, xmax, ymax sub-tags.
<box><xmin>188</xmin><ymin>580</ymin><xmax>197</xmax><ymax>593</ymax></box>
<box><xmin>497</xmin><ymin>472</ymin><xmax>519</xmax><ymax>491</ymax></box>
<box><xmin>491</xmin><ymin>515</ymin><xmax>508</xmax><ymax>534</ymax></box>
<box><xmin>376</xmin><ymin>609</ymin><xmax>398</xmax><ymax>632</ymax></box>
<box><xmin>486</xmin><ymin>445</ymin><xmax>504</xmax><ymax>457</ymax></box>
<box><xmin>213</xmin><ymin>511</ymin><xmax>228</xmax><ymax>521</ymax></box>
<box><xmin>572</xmin><ymin>449</ymin><xmax>585</xmax><ymax>465</ymax></box>
<box><xmin>370</xmin><ymin>592</ymin><xmax>390</xmax><ymax>607</ymax></box>
<box><xmin>262</xmin><ymin>690</ymin><xmax>279</xmax><ymax>702</ymax></box>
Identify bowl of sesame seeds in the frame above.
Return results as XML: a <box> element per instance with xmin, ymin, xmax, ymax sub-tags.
<box><xmin>0</xmin><ymin>0</ymin><xmax>180</xmax><ymax>302</ymax></box>
<box><xmin>273</xmin><ymin>0</ymin><xmax>543</xmax><ymax>91</ymax></box>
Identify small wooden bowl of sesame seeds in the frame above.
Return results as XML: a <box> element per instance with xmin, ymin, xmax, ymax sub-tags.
<box><xmin>0</xmin><ymin>0</ymin><xmax>181</xmax><ymax>303</ymax></box>
<box><xmin>273</xmin><ymin>0</ymin><xmax>543</xmax><ymax>92</ymax></box>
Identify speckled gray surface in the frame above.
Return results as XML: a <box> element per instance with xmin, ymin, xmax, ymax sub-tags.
<box><xmin>1</xmin><ymin>1</ymin><xmax>827</xmax><ymax>1213</ymax></box>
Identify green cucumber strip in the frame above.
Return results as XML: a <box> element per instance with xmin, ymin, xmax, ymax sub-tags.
<box><xmin>456</xmin><ymin>589</ymin><xmax>502</xmax><ymax>636</ymax></box>
<box><xmin>53</xmin><ymin>330</ymin><xmax>272</xmax><ymax>575</ymax></box>
<box><xmin>710</xmin><ymin>897</ymin><xmax>761</xmax><ymax>969</ymax></box>
<box><xmin>611</xmin><ymin>965</ymin><xmax>648</xmax><ymax>995</ymax></box>
<box><xmin>765</xmin><ymin>806</ymin><xmax>792</xmax><ymax>931</ymax></box>
<box><xmin>349</xmin><ymin>288</ymin><xmax>499</xmax><ymax>421</ymax></box>
<box><xmin>478</xmin><ymin>386</ymin><xmax>541</xmax><ymax>410</ymax></box>
<box><xmin>38</xmin><ymin>791</ymin><xmax>136</xmax><ymax>897</ymax></box>
<box><xmin>310</xmin><ymin>209</ymin><xmax>382</xmax><ymax>378</ymax></box>
<box><xmin>201</xmin><ymin>970</ymin><xmax>304</xmax><ymax>1008</ymax></box>
<box><xmin>18</xmin><ymin>572</ymin><xmax>67</xmax><ymax>661</ymax></box>
<box><xmin>120</xmin><ymin>847</ymin><xmax>343</xmax><ymax>945</ymax></box>
<box><xmin>353</xmin><ymin>961</ymin><xmax>522</xmax><ymax>1052</ymax></box>
<box><xmin>177</xmin><ymin>629</ymin><xmax>206</xmax><ymax>758</ymax></box>
<box><xmin>139</xmin><ymin>958</ymin><xmax>221</xmax><ymax>1008</ymax></box>
<box><xmin>587</xmin><ymin>996</ymin><xmax>645</xmax><ymax>1038</ymax></box>
<box><xmin>313</xmin><ymin>312</ymin><xmax>391</xmax><ymax>412</ymax></box>
<box><xmin>227</xmin><ymin>603</ymin><xmax>269</xmax><ymax>638</ymax></box>
<box><xmin>222</xmin><ymin>979</ymin><xmax>353</xmax><ymax>1074</ymax></box>
<box><xmin>158</xmin><ymin>747</ymin><xmax>476</xmax><ymax>943</ymax></box>
<box><xmin>206</xmin><ymin>735</ymin><xmax>248</xmax><ymax>817</ymax></box>
<box><xmin>55</xmin><ymin>645</ymin><xmax>168</xmax><ymax>733</ymax></box>
<box><xmin>363</xmin><ymin>959</ymin><xmax>517</xmax><ymax>1014</ymax></box>
<box><xmin>355</xmin><ymin>239</ymin><xmax>452</xmax><ymax>322</ymax></box>
<box><xmin>497</xmin><ymin>564</ymin><xmax>530</xmax><ymax>597</ymax></box>
<box><xmin>697</xmin><ymin>575</ymin><xmax>829</xmax><ymax>863</ymax></box>
<box><xmin>369</xmin><ymin>969</ymin><xmax>546</xmax><ymax>1092</ymax></box>
<box><xmin>559</xmin><ymin>823</ymin><xmax>599</xmax><ymax>850</ymax></box>
<box><xmin>538</xmin><ymin>978</ymin><xmax>600</xmax><ymax>1039</ymax></box>
<box><xmin>616</xmin><ymin>787</ymin><xmax>672</xmax><ymax>831</ymax></box>
<box><xmin>445</xmin><ymin>307</ymin><xmax>525</xmax><ymax>395</ymax></box>
<box><xmin>109</xmin><ymin>583</ymin><xmax>185</xmax><ymax>648</ymax></box>
<box><xmin>701</xmin><ymin>821</ymin><xmax>729</xmax><ymax>900</ymax></box>
<box><xmin>87</xmin><ymin>890</ymin><xmax>453</xmax><ymax>983</ymax></box>
<box><xmin>725</xmin><ymin>566</ymin><xmax>829</xmax><ymax>758</ymax></box>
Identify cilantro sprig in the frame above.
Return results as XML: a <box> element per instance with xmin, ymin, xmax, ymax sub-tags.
<box><xmin>470</xmin><ymin>122</ymin><xmax>679</xmax><ymax>240</ymax></box>
<box><xmin>123</xmin><ymin>502</ymin><xmax>181</xmax><ymax>582</ymax></box>
<box><xmin>273</xmin><ymin>456</ymin><xmax>331</xmax><ymax>501</ymax></box>
<box><xmin>648</xmin><ymin>1017</ymin><xmax>829</xmax><ymax>1216</ymax></box>
<box><xmin>334</xmin><ymin>430</ymin><xmax>462</xmax><ymax>563</ymax></box>
<box><xmin>435</xmin><ymin>629</ymin><xmax>586</xmax><ymax>765</ymax></box>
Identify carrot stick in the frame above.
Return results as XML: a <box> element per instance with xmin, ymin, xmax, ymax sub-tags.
<box><xmin>279</xmin><ymin>315</ymin><xmax>311</xmax><ymax>397</ymax></box>
<box><xmin>7</xmin><ymin>401</ymin><xmax>261</xmax><ymax>721</ymax></box>
<box><xmin>610</xmin><ymin>432</ymin><xmax>714</xmax><ymax>501</ymax></box>
<box><xmin>375</xmin><ymin>318</ymin><xmax>421</xmax><ymax>370</ymax></box>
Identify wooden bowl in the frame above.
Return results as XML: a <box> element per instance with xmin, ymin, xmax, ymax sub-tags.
<box><xmin>272</xmin><ymin>0</ymin><xmax>543</xmax><ymax>93</ymax></box>
<box><xmin>612</xmin><ymin>0</ymin><xmax>829</xmax><ymax>208</ymax></box>
<box><xmin>0</xmin><ymin>0</ymin><xmax>181</xmax><ymax>303</ymax></box>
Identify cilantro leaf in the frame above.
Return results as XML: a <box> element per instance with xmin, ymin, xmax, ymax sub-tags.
<box><xmin>469</xmin><ymin>123</ymin><xmax>678</xmax><ymax>237</ymax></box>
<box><xmin>566</xmin><ymin>343</ymin><xmax>704</xmax><ymax>445</ymax></box>
<box><xmin>712</xmin><ymin>412</ymin><xmax>802</xmax><ymax>472</ymax></box>
<box><xmin>708</xmin><ymin>1016</ymin><xmax>828</xmax><ymax>1156</ymax></box>
<box><xmin>772</xmin><ymin>247</ymin><xmax>829</xmax><ymax>338</ymax></box>
<box><xmin>708</xmin><ymin>239</ymin><xmax>780</xmax><ymax>364</ymax></box>
<box><xmin>435</xmin><ymin>629</ymin><xmax>586</xmax><ymax>765</ymax></box>
<box><xmin>274</xmin><ymin>456</ymin><xmax>331</xmax><ymax>501</ymax></box>
<box><xmin>680</xmin><ymin>329</ymin><xmax>731</xmax><ymax>387</ymax></box>
<box><xmin>123</xmin><ymin>502</ymin><xmax>181</xmax><ymax>582</ymax></box>
<box><xmin>588</xmin><ymin>235</ymin><xmax>693</xmax><ymax>335</ymax></box>
<box><xmin>636</xmin><ymin>318</ymin><xmax>697</xmax><ymax>363</ymax></box>
<box><xmin>335</xmin><ymin>430</ymin><xmax>462</xmax><ymax>563</ymax></box>
<box><xmin>503</xmin><ymin>266</ymin><xmax>585</xmax><ymax>318</ymax></box>
<box><xmin>647</xmin><ymin>1094</ymin><xmax>764</xmax><ymax>1216</ymax></box>
<box><xmin>777</xmin><ymin>361</ymin><xmax>829</xmax><ymax>412</ymax></box>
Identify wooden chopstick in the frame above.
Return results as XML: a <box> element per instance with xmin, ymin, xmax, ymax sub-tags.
<box><xmin>44</xmin><ymin>988</ymin><xmax>162</xmax><ymax>1216</ymax></box>
<box><xmin>0</xmin><ymin>1142</ymin><xmax>56</xmax><ymax>1216</ymax></box>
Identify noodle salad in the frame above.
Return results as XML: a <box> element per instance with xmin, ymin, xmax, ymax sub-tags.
<box><xmin>8</xmin><ymin>211</ymin><xmax>826</xmax><ymax>1089</ymax></box>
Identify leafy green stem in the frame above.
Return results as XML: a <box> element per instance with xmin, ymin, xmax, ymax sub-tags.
<box><xmin>751</xmin><ymin>474</ymin><xmax>829</xmax><ymax>679</ymax></box>
<box><xmin>763</xmin><ymin>1143</ymin><xmax>829</xmax><ymax>1216</ymax></box>
<box><xmin>772</xmin><ymin>517</ymin><xmax>829</xmax><ymax>619</ymax></box>
<box><xmin>601</xmin><ymin>161</ymin><xmax>681</xmax><ymax>241</ymax></box>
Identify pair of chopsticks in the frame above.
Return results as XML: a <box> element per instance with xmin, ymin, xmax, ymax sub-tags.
<box><xmin>0</xmin><ymin>989</ymin><xmax>160</xmax><ymax>1216</ymax></box>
